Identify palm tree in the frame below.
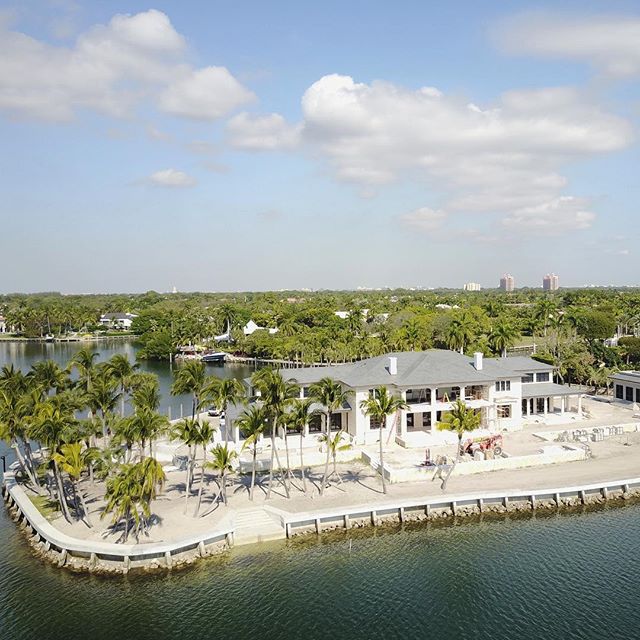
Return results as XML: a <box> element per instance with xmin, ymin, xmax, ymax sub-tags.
<box><xmin>437</xmin><ymin>398</ymin><xmax>482</xmax><ymax>489</ymax></box>
<box><xmin>202</xmin><ymin>376</ymin><xmax>246</xmax><ymax>439</ymax></box>
<box><xmin>534</xmin><ymin>299</ymin><xmax>557</xmax><ymax>338</ymax></box>
<box><xmin>101</xmin><ymin>459</ymin><xmax>165</xmax><ymax>542</ymax></box>
<box><xmin>70</xmin><ymin>348</ymin><xmax>99</xmax><ymax>393</ymax></box>
<box><xmin>445</xmin><ymin>315</ymin><xmax>474</xmax><ymax>354</ymax></box>
<box><xmin>105</xmin><ymin>354</ymin><xmax>137</xmax><ymax>416</ymax></box>
<box><xmin>87</xmin><ymin>368</ymin><xmax>121</xmax><ymax>441</ymax></box>
<box><xmin>52</xmin><ymin>442</ymin><xmax>96</xmax><ymax>526</ymax></box>
<box><xmin>128</xmin><ymin>409</ymin><xmax>169</xmax><ymax>460</ymax></box>
<box><xmin>206</xmin><ymin>444</ymin><xmax>238</xmax><ymax>506</ymax></box>
<box><xmin>171</xmin><ymin>417</ymin><xmax>199</xmax><ymax>513</ymax></box>
<box><xmin>489</xmin><ymin>320</ymin><xmax>519</xmax><ymax>357</ymax></box>
<box><xmin>30</xmin><ymin>360</ymin><xmax>69</xmax><ymax>396</ymax></box>
<box><xmin>236</xmin><ymin>405</ymin><xmax>268</xmax><ymax>500</ymax></box>
<box><xmin>318</xmin><ymin>430</ymin><xmax>351</xmax><ymax>486</ymax></box>
<box><xmin>284</xmin><ymin>399</ymin><xmax>316</xmax><ymax>494</ymax></box>
<box><xmin>309</xmin><ymin>377</ymin><xmax>349</xmax><ymax>496</ymax></box>
<box><xmin>171</xmin><ymin>360</ymin><xmax>207</xmax><ymax>421</ymax></box>
<box><xmin>192</xmin><ymin>421</ymin><xmax>216</xmax><ymax>517</ymax></box>
<box><xmin>251</xmin><ymin>368</ymin><xmax>299</xmax><ymax>499</ymax></box>
<box><xmin>360</xmin><ymin>386</ymin><xmax>407</xmax><ymax>494</ymax></box>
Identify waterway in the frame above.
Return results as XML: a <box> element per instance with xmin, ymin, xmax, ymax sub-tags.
<box><xmin>1</xmin><ymin>342</ymin><xmax>639</xmax><ymax>639</ymax></box>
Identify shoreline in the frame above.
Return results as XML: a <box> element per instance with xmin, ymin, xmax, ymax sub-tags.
<box><xmin>3</xmin><ymin>469</ymin><xmax>640</xmax><ymax>576</ymax></box>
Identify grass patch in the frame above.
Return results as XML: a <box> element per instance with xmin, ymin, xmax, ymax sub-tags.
<box><xmin>29</xmin><ymin>494</ymin><xmax>60</xmax><ymax>520</ymax></box>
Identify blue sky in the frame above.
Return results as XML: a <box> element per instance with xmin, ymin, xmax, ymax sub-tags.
<box><xmin>1</xmin><ymin>0</ymin><xmax>639</xmax><ymax>292</ymax></box>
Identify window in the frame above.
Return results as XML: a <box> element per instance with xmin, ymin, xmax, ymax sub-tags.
<box><xmin>370</xmin><ymin>415</ymin><xmax>383</xmax><ymax>430</ymax></box>
<box><xmin>521</xmin><ymin>373</ymin><xmax>534</xmax><ymax>384</ymax></box>
<box><xmin>302</xmin><ymin>386</ymin><xmax>310</xmax><ymax>398</ymax></box>
<box><xmin>406</xmin><ymin>413</ymin><xmax>414</xmax><ymax>428</ymax></box>
<box><xmin>495</xmin><ymin>380</ymin><xmax>511</xmax><ymax>392</ymax></box>
<box><xmin>536</xmin><ymin>372</ymin><xmax>550</xmax><ymax>383</ymax></box>
<box><xmin>330</xmin><ymin>414</ymin><xmax>342</xmax><ymax>431</ymax></box>
<box><xmin>497</xmin><ymin>404</ymin><xmax>511</xmax><ymax>419</ymax></box>
<box><xmin>616</xmin><ymin>384</ymin><xmax>624</xmax><ymax>399</ymax></box>
<box><xmin>422</xmin><ymin>412</ymin><xmax>431</xmax><ymax>427</ymax></box>
<box><xmin>636</xmin><ymin>389</ymin><xmax>640</xmax><ymax>403</ymax></box>
<box><xmin>308</xmin><ymin>414</ymin><xmax>322</xmax><ymax>433</ymax></box>
<box><xmin>626</xmin><ymin>387</ymin><xmax>634</xmax><ymax>402</ymax></box>
<box><xmin>406</xmin><ymin>388</ymin><xmax>431</xmax><ymax>404</ymax></box>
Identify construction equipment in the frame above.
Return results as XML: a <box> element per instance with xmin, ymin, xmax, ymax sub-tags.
<box><xmin>462</xmin><ymin>434</ymin><xmax>503</xmax><ymax>458</ymax></box>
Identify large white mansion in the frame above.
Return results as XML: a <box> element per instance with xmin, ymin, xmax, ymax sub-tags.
<box><xmin>228</xmin><ymin>349</ymin><xmax>584</xmax><ymax>447</ymax></box>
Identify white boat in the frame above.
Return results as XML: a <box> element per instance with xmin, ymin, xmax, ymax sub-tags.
<box><xmin>201</xmin><ymin>351</ymin><xmax>227</xmax><ymax>364</ymax></box>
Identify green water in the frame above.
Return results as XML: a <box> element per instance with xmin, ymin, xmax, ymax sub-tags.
<box><xmin>1</xmin><ymin>342</ymin><xmax>640</xmax><ymax>639</ymax></box>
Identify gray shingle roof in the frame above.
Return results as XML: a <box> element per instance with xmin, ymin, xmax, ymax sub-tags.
<box><xmin>521</xmin><ymin>382</ymin><xmax>586</xmax><ymax>398</ymax></box>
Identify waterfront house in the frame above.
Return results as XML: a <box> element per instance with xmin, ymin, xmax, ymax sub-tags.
<box><xmin>0</xmin><ymin>315</ymin><xmax>6</xmax><ymax>333</ymax></box>
<box><xmin>227</xmin><ymin>349</ymin><xmax>584</xmax><ymax>447</ymax></box>
<box><xmin>98</xmin><ymin>312</ymin><xmax>137</xmax><ymax>330</ymax></box>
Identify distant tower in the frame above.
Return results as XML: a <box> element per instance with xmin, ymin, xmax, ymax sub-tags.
<box><xmin>543</xmin><ymin>274</ymin><xmax>559</xmax><ymax>291</ymax></box>
<box><xmin>172</xmin><ymin>286</ymin><xmax>178</xmax><ymax>294</ymax></box>
<box><xmin>463</xmin><ymin>282</ymin><xmax>482</xmax><ymax>292</ymax></box>
<box><xmin>499</xmin><ymin>274</ymin><xmax>515</xmax><ymax>292</ymax></box>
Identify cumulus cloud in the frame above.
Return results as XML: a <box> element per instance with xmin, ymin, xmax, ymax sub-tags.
<box><xmin>227</xmin><ymin>112</ymin><xmax>302</xmax><ymax>150</ymax></box>
<box><xmin>399</xmin><ymin>207</ymin><xmax>447</xmax><ymax>231</ymax></box>
<box><xmin>159</xmin><ymin>67</ymin><xmax>254</xmax><ymax>120</ymax></box>
<box><xmin>294</xmin><ymin>74</ymin><xmax>632</xmax><ymax>232</ymax></box>
<box><xmin>502</xmin><ymin>196</ymin><xmax>595</xmax><ymax>234</ymax></box>
<box><xmin>0</xmin><ymin>10</ymin><xmax>251</xmax><ymax>121</ymax></box>
<box><xmin>496</xmin><ymin>13</ymin><xmax>640</xmax><ymax>77</ymax></box>
<box><xmin>148</xmin><ymin>168</ymin><xmax>196</xmax><ymax>188</ymax></box>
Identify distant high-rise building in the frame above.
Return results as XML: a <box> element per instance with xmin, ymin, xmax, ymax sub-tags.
<box><xmin>543</xmin><ymin>273</ymin><xmax>559</xmax><ymax>291</ymax></box>
<box><xmin>463</xmin><ymin>282</ymin><xmax>482</xmax><ymax>292</ymax></box>
<box><xmin>500</xmin><ymin>274</ymin><xmax>515</xmax><ymax>292</ymax></box>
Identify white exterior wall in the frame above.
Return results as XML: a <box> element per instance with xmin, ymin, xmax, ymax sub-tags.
<box><xmin>488</xmin><ymin>377</ymin><xmax>523</xmax><ymax>431</ymax></box>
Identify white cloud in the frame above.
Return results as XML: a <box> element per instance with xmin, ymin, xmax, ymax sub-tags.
<box><xmin>295</xmin><ymin>74</ymin><xmax>632</xmax><ymax>232</ymax></box>
<box><xmin>227</xmin><ymin>112</ymin><xmax>302</xmax><ymax>150</ymax></box>
<box><xmin>496</xmin><ymin>13</ymin><xmax>640</xmax><ymax>77</ymax></box>
<box><xmin>148</xmin><ymin>168</ymin><xmax>196</xmax><ymax>188</ymax></box>
<box><xmin>0</xmin><ymin>10</ymin><xmax>251</xmax><ymax>121</ymax></box>
<box><xmin>159</xmin><ymin>67</ymin><xmax>254</xmax><ymax>120</ymax></box>
<box><xmin>399</xmin><ymin>207</ymin><xmax>447</xmax><ymax>231</ymax></box>
<box><xmin>502</xmin><ymin>197</ymin><xmax>595</xmax><ymax>234</ymax></box>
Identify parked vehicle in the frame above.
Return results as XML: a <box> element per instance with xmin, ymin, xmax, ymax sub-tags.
<box><xmin>462</xmin><ymin>434</ymin><xmax>503</xmax><ymax>457</ymax></box>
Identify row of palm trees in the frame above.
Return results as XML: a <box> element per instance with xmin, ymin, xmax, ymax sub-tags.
<box><xmin>1</xmin><ymin>349</ymin><xmax>485</xmax><ymax>540</ymax></box>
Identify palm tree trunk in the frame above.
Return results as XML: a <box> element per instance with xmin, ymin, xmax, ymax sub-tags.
<box><xmin>320</xmin><ymin>412</ymin><xmax>332</xmax><ymax>496</ymax></box>
<box><xmin>11</xmin><ymin>440</ymin><xmax>37</xmax><ymax>487</ymax></box>
<box><xmin>21</xmin><ymin>438</ymin><xmax>41</xmax><ymax>488</ymax></box>
<box><xmin>283</xmin><ymin>428</ymin><xmax>292</xmax><ymax>490</ymax></box>
<box><xmin>299</xmin><ymin>431</ymin><xmax>307</xmax><ymax>493</ymax></box>
<box><xmin>222</xmin><ymin>470</ymin><xmax>227</xmax><ymax>505</ymax></box>
<box><xmin>53</xmin><ymin>461</ymin><xmax>72</xmax><ymax>522</ymax></box>
<box><xmin>379</xmin><ymin>418</ymin><xmax>387</xmax><ymax>494</ymax></box>
<box><xmin>250</xmin><ymin>445</ymin><xmax>257</xmax><ymax>501</ymax></box>
<box><xmin>76</xmin><ymin>483</ymin><xmax>93</xmax><ymax>527</ymax></box>
<box><xmin>195</xmin><ymin>449</ymin><xmax>207</xmax><ymax>517</ymax></box>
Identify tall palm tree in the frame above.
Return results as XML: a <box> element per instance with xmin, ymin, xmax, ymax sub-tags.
<box><xmin>489</xmin><ymin>320</ymin><xmax>519</xmax><ymax>357</ymax></box>
<box><xmin>437</xmin><ymin>398</ymin><xmax>482</xmax><ymax>489</ymax></box>
<box><xmin>284</xmin><ymin>398</ymin><xmax>316</xmax><ymax>494</ymax></box>
<box><xmin>192</xmin><ymin>421</ymin><xmax>216</xmax><ymax>517</ymax></box>
<box><xmin>70</xmin><ymin>348</ymin><xmax>99</xmax><ymax>393</ymax></box>
<box><xmin>206</xmin><ymin>444</ymin><xmax>238</xmax><ymax>506</ymax></box>
<box><xmin>360</xmin><ymin>386</ymin><xmax>407</xmax><ymax>494</ymax></box>
<box><xmin>171</xmin><ymin>360</ymin><xmax>207</xmax><ymax>421</ymax></box>
<box><xmin>52</xmin><ymin>442</ymin><xmax>96</xmax><ymax>526</ymax></box>
<box><xmin>445</xmin><ymin>315</ymin><xmax>474</xmax><ymax>354</ymax></box>
<box><xmin>29</xmin><ymin>360</ymin><xmax>69</xmax><ymax>396</ymax></box>
<box><xmin>87</xmin><ymin>368</ymin><xmax>121</xmax><ymax>440</ymax></box>
<box><xmin>202</xmin><ymin>376</ymin><xmax>246</xmax><ymax>438</ymax></box>
<box><xmin>105</xmin><ymin>354</ymin><xmax>137</xmax><ymax>416</ymax></box>
<box><xmin>237</xmin><ymin>405</ymin><xmax>268</xmax><ymax>500</ymax></box>
<box><xmin>309</xmin><ymin>377</ymin><xmax>349</xmax><ymax>496</ymax></box>
<box><xmin>171</xmin><ymin>417</ymin><xmax>199</xmax><ymax>513</ymax></box>
<box><xmin>251</xmin><ymin>368</ymin><xmax>299</xmax><ymax>499</ymax></box>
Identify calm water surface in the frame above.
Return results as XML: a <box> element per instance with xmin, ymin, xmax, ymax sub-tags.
<box><xmin>1</xmin><ymin>342</ymin><xmax>639</xmax><ymax>640</ymax></box>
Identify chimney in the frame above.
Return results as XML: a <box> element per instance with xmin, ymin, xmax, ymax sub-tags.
<box><xmin>388</xmin><ymin>356</ymin><xmax>398</xmax><ymax>375</ymax></box>
<box><xmin>473</xmin><ymin>352</ymin><xmax>483</xmax><ymax>371</ymax></box>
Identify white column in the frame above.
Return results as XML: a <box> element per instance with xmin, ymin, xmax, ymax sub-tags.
<box><xmin>459</xmin><ymin>385</ymin><xmax>466</xmax><ymax>401</ymax></box>
<box><xmin>430</xmin><ymin>386</ymin><xmax>438</xmax><ymax>430</ymax></box>
<box><xmin>577</xmin><ymin>395</ymin><xmax>582</xmax><ymax>415</ymax></box>
<box><xmin>560</xmin><ymin>397</ymin><xmax>565</xmax><ymax>414</ymax></box>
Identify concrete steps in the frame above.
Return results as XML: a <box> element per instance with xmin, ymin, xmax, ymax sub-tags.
<box><xmin>233</xmin><ymin>508</ymin><xmax>286</xmax><ymax>545</ymax></box>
